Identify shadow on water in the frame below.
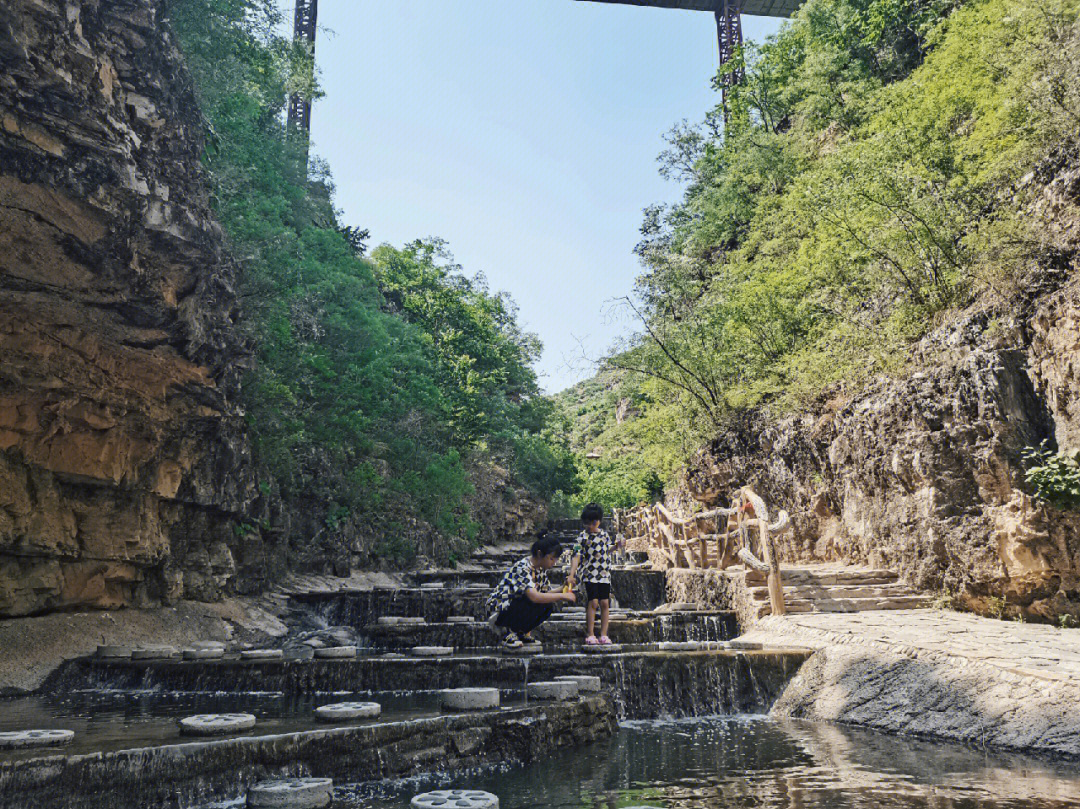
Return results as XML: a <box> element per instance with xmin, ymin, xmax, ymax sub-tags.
<box><xmin>335</xmin><ymin>715</ymin><xmax>1080</xmax><ymax>809</ymax></box>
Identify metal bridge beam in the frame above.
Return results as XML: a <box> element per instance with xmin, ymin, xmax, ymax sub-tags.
<box><xmin>287</xmin><ymin>0</ymin><xmax>318</xmax><ymax>133</ymax></box>
<box><xmin>715</xmin><ymin>0</ymin><xmax>745</xmax><ymax>116</ymax></box>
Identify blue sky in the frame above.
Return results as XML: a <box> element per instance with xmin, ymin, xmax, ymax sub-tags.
<box><xmin>302</xmin><ymin>1</ymin><xmax>783</xmax><ymax>392</ymax></box>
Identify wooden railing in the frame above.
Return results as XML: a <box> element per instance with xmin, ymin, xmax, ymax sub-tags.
<box><xmin>614</xmin><ymin>487</ymin><xmax>792</xmax><ymax>616</ymax></box>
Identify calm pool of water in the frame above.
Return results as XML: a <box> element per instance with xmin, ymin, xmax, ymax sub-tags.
<box><xmin>338</xmin><ymin>715</ymin><xmax>1080</xmax><ymax>809</ymax></box>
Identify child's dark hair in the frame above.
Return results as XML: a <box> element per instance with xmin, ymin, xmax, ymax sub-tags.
<box><xmin>580</xmin><ymin>502</ymin><xmax>603</xmax><ymax>524</ymax></box>
<box><xmin>531</xmin><ymin>533</ymin><xmax>563</xmax><ymax>558</ymax></box>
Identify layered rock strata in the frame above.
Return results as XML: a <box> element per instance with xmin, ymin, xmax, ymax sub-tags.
<box><xmin>0</xmin><ymin>0</ymin><xmax>264</xmax><ymax>616</ymax></box>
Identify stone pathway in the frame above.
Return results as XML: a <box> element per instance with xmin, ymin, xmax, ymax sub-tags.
<box><xmin>744</xmin><ymin>608</ymin><xmax>1080</xmax><ymax>757</ymax></box>
<box><xmin>745</xmin><ymin>608</ymin><xmax>1080</xmax><ymax>682</ymax></box>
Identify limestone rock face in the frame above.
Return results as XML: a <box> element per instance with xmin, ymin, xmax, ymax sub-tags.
<box><xmin>681</xmin><ymin>157</ymin><xmax>1080</xmax><ymax>623</ymax></box>
<box><xmin>0</xmin><ymin>0</ymin><xmax>265</xmax><ymax>615</ymax></box>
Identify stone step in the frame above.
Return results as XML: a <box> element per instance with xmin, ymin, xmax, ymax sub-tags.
<box><xmin>746</xmin><ymin>584</ymin><xmax>919</xmax><ymax>601</ymax></box>
<box><xmin>755</xmin><ymin>594</ymin><xmax>931</xmax><ymax>617</ymax></box>
<box><xmin>744</xmin><ymin>569</ymin><xmax>899</xmax><ymax>585</ymax></box>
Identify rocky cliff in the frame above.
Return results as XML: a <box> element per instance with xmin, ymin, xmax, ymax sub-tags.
<box><xmin>0</xmin><ymin>0</ymin><xmax>269</xmax><ymax>616</ymax></box>
<box><xmin>680</xmin><ymin>151</ymin><xmax>1080</xmax><ymax>623</ymax></box>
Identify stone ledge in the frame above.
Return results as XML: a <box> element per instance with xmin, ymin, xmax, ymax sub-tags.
<box><xmin>0</xmin><ymin>696</ymin><xmax>616</xmax><ymax>809</ymax></box>
<box><xmin>746</xmin><ymin>614</ymin><xmax>1080</xmax><ymax>758</ymax></box>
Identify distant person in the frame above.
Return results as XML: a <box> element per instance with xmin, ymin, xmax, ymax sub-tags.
<box><xmin>487</xmin><ymin>534</ymin><xmax>576</xmax><ymax>650</ymax></box>
<box><xmin>566</xmin><ymin>503</ymin><xmax>624</xmax><ymax>646</ymax></box>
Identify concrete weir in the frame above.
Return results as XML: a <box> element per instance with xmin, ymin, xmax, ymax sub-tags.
<box><xmin>0</xmin><ymin>696</ymin><xmax>614</xmax><ymax>809</ymax></box>
<box><xmin>60</xmin><ymin>647</ymin><xmax>811</xmax><ymax>719</ymax></box>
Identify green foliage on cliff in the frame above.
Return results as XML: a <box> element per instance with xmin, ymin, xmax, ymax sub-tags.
<box><xmin>169</xmin><ymin>0</ymin><xmax>572</xmax><ymax>562</ymax></box>
<box><xmin>574</xmin><ymin>0</ymin><xmax>1080</xmax><ymax>502</ymax></box>
<box><xmin>1024</xmin><ymin>443</ymin><xmax>1080</xmax><ymax>510</ymax></box>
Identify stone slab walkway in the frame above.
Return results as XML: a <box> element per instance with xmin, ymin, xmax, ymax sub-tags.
<box><xmin>743</xmin><ymin>608</ymin><xmax>1080</xmax><ymax>758</ymax></box>
<box><xmin>745</xmin><ymin>608</ymin><xmax>1080</xmax><ymax>683</ymax></box>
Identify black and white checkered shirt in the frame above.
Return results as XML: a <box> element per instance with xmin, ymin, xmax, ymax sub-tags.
<box><xmin>575</xmin><ymin>529</ymin><xmax>615</xmax><ymax>584</ymax></box>
<box><xmin>487</xmin><ymin>556</ymin><xmax>550</xmax><ymax>616</ymax></box>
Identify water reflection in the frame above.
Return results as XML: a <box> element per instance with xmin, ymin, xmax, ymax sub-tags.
<box><xmin>339</xmin><ymin>716</ymin><xmax>1080</xmax><ymax>809</ymax></box>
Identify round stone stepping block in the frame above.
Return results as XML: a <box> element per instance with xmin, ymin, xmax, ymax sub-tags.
<box><xmin>378</xmin><ymin>616</ymin><xmax>426</xmax><ymax>627</ymax></box>
<box><xmin>131</xmin><ymin>646</ymin><xmax>177</xmax><ymax>660</ymax></box>
<box><xmin>190</xmin><ymin>640</ymin><xmax>227</xmax><ymax>650</ymax></box>
<box><xmin>411</xmin><ymin>646</ymin><xmax>454</xmax><ymax>657</ymax></box>
<box><xmin>582</xmin><ymin>643</ymin><xmax>623</xmax><ymax>653</ymax></box>
<box><xmin>314</xmin><ymin>701</ymin><xmax>381</xmax><ymax>721</ymax></box>
<box><xmin>555</xmin><ymin>675</ymin><xmax>602</xmax><ymax>693</ymax></box>
<box><xmin>657</xmin><ymin>641</ymin><xmax>705</xmax><ymax>652</ymax></box>
<box><xmin>183</xmin><ymin>647</ymin><xmax>225</xmax><ymax>660</ymax></box>
<box><xmin>527</xmin><ymin>680</ymin><xmax>579</xmax><ymax>701</ymax></box>
<box><xmin>313</xmin><ymin>645</ymin><xmax>357</xmax><ymax>659</ymax></box>
<box><xmin>179</xmin><ymin>713</ymin><xmax>257</xmax><ymax>736</ymax></box>
<box><xmin>411</xmin><ymin>789</ymin><xmax>499</xmax><ymax>809</ymax></box>
<box><xmin>247</xmin><ymin>777</ymin><xmax>333</xmax><ymax>809</ymax></box>
<box><xmin>241</xmin><ymin>649</ymin><xmax>284</xmax><ymax>661</ymax></box>
<box><xmin>441</xmin><ymin>688</ymin><xmax>500</xmax><ymax>711</ymax></box>
<box><xmin>96</xmin><ymin>645</ymin><xmax>132</xmax><ymax>659</ymax></box>
<box><xmin>446</xmin><ymin>616</ymin><xmax>475</xmax><ymax>624</ymax></box>
<box><xmin>420</xmin><ymin>582</ymin><xmax>445</xmax><ymax>589</ymax></box>
<box><xmin>728</xmin><ymin>640</ymin><xmax>763</xmax><ymax>651</ymax></box>
<box><xmin>500</xmin><ymin>644</ymin><xmax>543</xmax><ymax>656</ymax></box>
<box><xmin>0</xmin><ymin>729</ymin><xmax>74</xmax><ymax>750</ymax></box>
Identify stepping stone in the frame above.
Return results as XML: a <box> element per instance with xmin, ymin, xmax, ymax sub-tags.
<box><xmin>412</xmin><ymin>790</ymin><xmax>499</xmax><ymax>809</ymax></box>
<box><xmin>189</xmin><ymin>640</ymin><xmax>226</xmax><ymax>650</ymax></box>
<box><xmin>241</xmin><ymin>649</ymin><xmax>284</xmax><ymax>660</ymax></box>
<box><xmin>179</xmin><ymin>713</ymin><xmax>256</xmax><ymax>736</ymax></box>
<box><xmin>183</xmin><ymin>647</ymin><xmax>224</xmax><ymax>660</ymax></box>
<box><xmin>527</xmin><ymin>680</ymin><xmax>579</xmax><ymax>701</ymax></box>
<box><xmin>96</xmin><ymin>645</ymin><xmax>132</xmax><ymax>659</ymax></box>
<box><xmin>555</xmin><ymin>675</ymin><xmax>601</xmax><ymax>692</ymax></box>
<box><xmin>378</xmin><ymin>617</ymin><xmax>427</xmax><ymax>627</ymax></box>
<box><xmin>501</xmin><ymin>644</ymin><xmax>543</xmax><ymax>655</ymax></box>
<box><xmin>657</xmin><ymin>641</ymin><xmax>705</xmax><ymax>651</ymax></box>
<box><xmin>447</xmin><ymin>616</ymin><xmax>475</xmax><ymax>623</ymax></box>
<box><xmin>412</xmin><ymin>646</ymin><xmax>454</xmax><ymax>657</ymax></box>
<box><xmin>131</xmin><ymin>646</ymin><xmax>177</xmax><ymax>660</ymax></box>
<box><xmin>313</xmin><ymin>645</ymin><xmax>357</xmax><ymax>659</ymax></box>
<box><xmin>314</xmin><ymin>701</ymin><xmax>381</xmax><ymax>721</ymax></box>
<box><xmin>248</xmin><ymin>777</ymin><xmax>333</xmax><ymax>808</ymax></box>
<box><xmin>728</xmin><ymin>640</ymin><xmax>763</xmax><ymax>651</ymax></box>
<box><xmin>0</xmin><ymin>729</ymin><xmax>74</xmax><ymax>750</ymax></box>
<box><xmin>582</xmin><ymin>643</ymin><xmax>623</xmax><ymax>653</ymax></box>
<box><xmin>421</xmin><ymin>582</ymin><xmax>445</xmax><ymax>589</ymax></box>
<box><xmin>442</xmin><ymin>687</ymin><xmax>500</xmax><ymax>711</ymax></box>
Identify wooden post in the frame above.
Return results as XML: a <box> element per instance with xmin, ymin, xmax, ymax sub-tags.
<box><xmin>760</xmin><ymin>516</ymin><xmax>785</xmax><ymax>615</ymax></box>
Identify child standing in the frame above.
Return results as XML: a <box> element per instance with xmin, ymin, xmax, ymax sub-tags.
<box><xmin>487</xmin><ymin>534</ymin><xmax>577</xmax><ymax>650</ymax></box>
<box><xmin>566</xmin><ymin>503</ymin><xmax>624</xmax><ymax>646</ymax></box>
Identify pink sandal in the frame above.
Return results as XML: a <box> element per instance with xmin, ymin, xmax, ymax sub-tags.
<box><xmin>598</xmin><ymin>636</ymin><xmax>612</xmax><ymax>645</ymax></box>
<box><xmin>584</xmin><ymin>635</ymin><xmax>600</xmax><ymax>646</ymax></box>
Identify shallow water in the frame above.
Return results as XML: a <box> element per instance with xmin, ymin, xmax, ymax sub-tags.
<box><xmin>337</xmin><ymin>715</ymin><xmax>1080</xmax><ymax>809</ymax></box>
<box><xmin>0</xmin><ymin>690</ymin><xmax>510</xmax><ymax>761</ymax></box>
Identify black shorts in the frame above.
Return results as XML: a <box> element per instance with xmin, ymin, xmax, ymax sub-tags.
<box><xmin>584</xmin><ymin>581</ymin><xmax>611</xmax><ymax>602</ymax></box>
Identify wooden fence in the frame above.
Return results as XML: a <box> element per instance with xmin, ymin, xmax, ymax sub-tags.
<box><xmin>613</xmin><ymin>487</ymin><xmax>792</xmax><ymax>616</ymax></box>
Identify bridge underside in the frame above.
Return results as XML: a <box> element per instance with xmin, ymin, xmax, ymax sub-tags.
<box><xmin>578</xmin><ymin>0</ymin><xmax>801</xmax><ymax>18</ymax></box>
<box><xmin>289</xmin><ymin>0</ymin><xmax>804</xmax><ymax>137</ymax></box>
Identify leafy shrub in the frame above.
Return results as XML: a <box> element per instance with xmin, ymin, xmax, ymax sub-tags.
<box><xmin>1024</xmin><ymin>441</ymin><xmax>1080</xmax><ymax>510</ymax></box>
